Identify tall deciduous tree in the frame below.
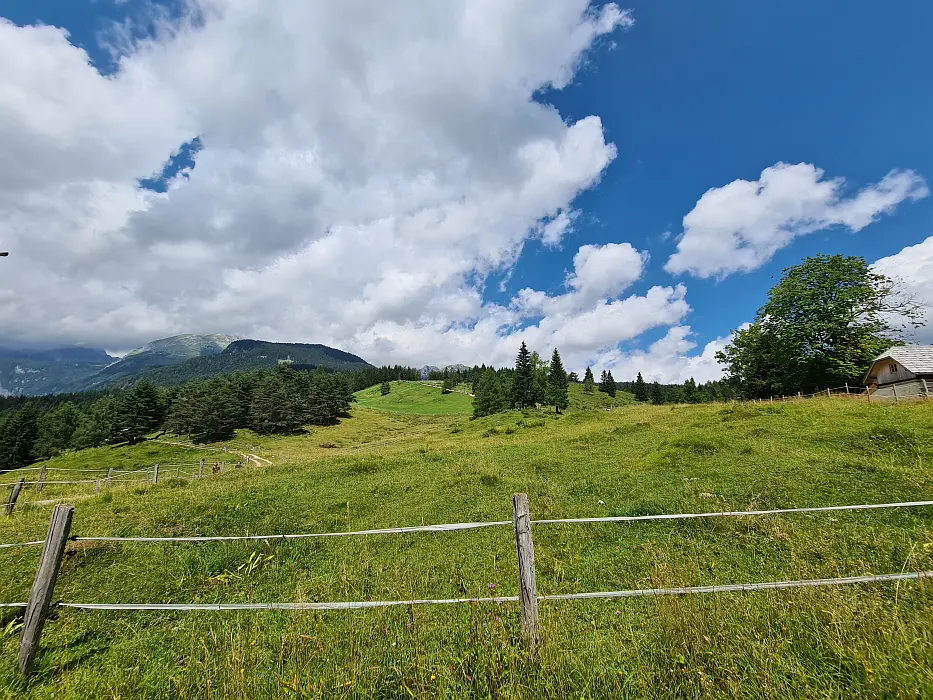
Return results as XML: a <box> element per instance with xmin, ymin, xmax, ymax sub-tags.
<box><xmin>547</xmin><ymin>348</ymin><xmax>569</xmax><ymax>414</ymax></box>
<box><xmin>717</xmin><ymin>254</ymin><xmax>924</xmax><ymax>397</ymax></box>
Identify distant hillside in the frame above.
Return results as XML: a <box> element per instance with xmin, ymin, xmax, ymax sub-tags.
<box><xmin>0</xmin><ymin>346</ymin><xmax>113</xmax><ymax>396</ymax></box>
<box><xmin>112</xmin><ymin>339</ymin><xmax>373</xmax><ymax>387</ymax></box>
<box><xmin>95</xmin><ymin>334</ymin><xmax>240</xmax><ymax>383</ymax></box>
<box><xmin>0</xmin><ymin>335</ymin><xmax>372</xmax><ymax>395</ymax></box>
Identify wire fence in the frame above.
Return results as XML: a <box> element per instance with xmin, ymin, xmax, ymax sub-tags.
<box><xmin>2</xmin><ymin>494</ymin><xmax>932</xmax><ymax>671</ymax></box>
<box><xmin>750</xmin><ymin>378</ymin><xmax>932</xmax><ymax>404</ymax></box>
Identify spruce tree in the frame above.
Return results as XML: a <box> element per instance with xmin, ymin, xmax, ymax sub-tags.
<box><xmin>582</xmin><ymin>366</ymin><xmax>595</xmax><ymax>394</ymax></box>
<box><xmin>598</xmin><ymin>370</ymin><xmax>608</xmax><ymax>393</ymax></box>
<box><xmin>380</xmin><ymin>381</ymin><xmax>391</xmax><ymax>396</ymax></box>
<box><xmin>650</xmin><ymin>382</ymin><xmax>665</xmax><ymax>405</ymax></box>
<box><xmin>0</xmin><ymin>403</ymin><xmax>39</xmax><ymax>471</ymax></box>
<box><xmin>633</xmin><ymin>372</ymin><xmax>649</xmax><ymax>402</ymax></box>
<box><xmin>547</xmin><ymin>348</ymin><xmax>569</xmax><ymax>414</ymax></box>
<box><xmin>512</xmin><ymin>342</ymin><xmax>534</xmax><ymax>408</ymax></box>
<box><xmin>605</xmin><ymin>370</ymin><xmax>617</xmax><ymax>398</ymax></box>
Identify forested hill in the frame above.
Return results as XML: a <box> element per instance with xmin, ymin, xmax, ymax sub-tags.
<box><xmin>111</xmin><ymin>340</ymin><xmax>373</xmax><ymax>388</ymax></box>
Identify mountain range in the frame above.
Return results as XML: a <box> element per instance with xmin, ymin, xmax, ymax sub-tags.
<box><xmin>0</xmin><ymin>335</ymin><xmax>373</xmax><ymax>396</ymax></box>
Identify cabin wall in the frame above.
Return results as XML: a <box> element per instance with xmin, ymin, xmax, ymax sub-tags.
<box><xmin>868</xmin><ymin>360</ymin><xmax>917</xmax><ymax>385</ymax></box>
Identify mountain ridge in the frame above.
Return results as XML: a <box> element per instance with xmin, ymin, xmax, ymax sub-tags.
<box><xmin>0</xmin><ymin>335</ymin><xmax>372</xmax><ymax>395</ymax></box>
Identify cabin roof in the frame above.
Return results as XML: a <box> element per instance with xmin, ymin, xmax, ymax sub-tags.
<box><xmin>863</xmin><ymin>345</ymin><xmax>933</xmax><ymax>382</ymax></box>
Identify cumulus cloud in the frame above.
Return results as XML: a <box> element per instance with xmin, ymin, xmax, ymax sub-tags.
<box><xmin>591</xmin><ymin>326</ymin><xmax>730</xmax><ymax>384</ymax></box>
<box><xmin>0</xmin><ymin>3</ymin><xmax>646</xmax><ymax>357</ymax></box>
<box><xmin>665</xmin><ymin>163</ymin><xmax>929</xmax><ymax>278</ymax></box>
<box><xmin>0</xmin><ymin>2</ymin><xmax>718</xmax><ymax>378</ymax></box>
<box><xmin>872</xmin><ymin>236</ymin><xmax>933</xmax><ymax>343</ymax></box>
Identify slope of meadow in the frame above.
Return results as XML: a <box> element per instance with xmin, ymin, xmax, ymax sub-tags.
<box><xmin>1</xmin><ymin>391</ymin><xmax>932</xmax><ymax>699</ymax></box>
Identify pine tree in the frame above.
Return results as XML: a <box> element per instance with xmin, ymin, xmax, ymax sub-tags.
<box><xmin>380</xmin><ymin>381</ymin><xmax>391</xmax><ymax>396</ymax></box>
<box><xmin>605</xmin><ymin>370</ymin><xmax>617</xmax><ymax>398</ymax></box>
<box><xmin>34</xmin><ymin>402</ymin><xmax>81</xmax><ymax>458</ymax></box>
<box><xmin>598</xmin><ymin>370</ymin><xmax>609</xmax><ymax>393</ymax></box>
<box><xmin>547</xmin><ymin>348</ymin><xmax>569</xmax><ymax>414</ymax></box>
<box><xmin>0</xmin><ymin>403</ymin><xmax>39</xmax><ymax>471</ymax></box>
<box><xmin>650</xmin><ymin>382</ymin><xmax>665</xmax><ymax>405</ymax></box>
<box><xmin>583</xmin><ymin>366</ymin><xmax>595</xmax><ymax>394</ymax></box>
<box><xmin>512</xmin><ymin>342</ymin><xmax>534</xmax><ymax>409</ymax></box>
<box><xmin>633</xmin><ymin>372</ymin><xmax>649</xmax><ymax>402</ymax></box>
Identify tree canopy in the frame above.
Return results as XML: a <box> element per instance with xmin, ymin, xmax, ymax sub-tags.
<box><xmin>717</xmin><ymin>254</ymin><xmax>925</xmax><ymax>397</ymax></box>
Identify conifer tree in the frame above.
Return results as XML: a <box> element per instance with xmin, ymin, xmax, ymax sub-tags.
<box><xmin>650</xmin><ymin>382</ymin><xmax>665</xmax><ymax>405</ymax></box>
<box><xmin>380</xmin><ymin>381</ymin><xmax>391</xmax><ymax>396</ymax></box>
<box><xmin>583</xmin><ymin>366</ymin><xmax>595</xmax><ymax>394</ymax></box>
<box><xmin>512</xmin><ymin>341</ymin><xmax>535</xmax><ymax>408</ymax></box>
<box><xmin>605</xmin><ymin>370</ymin><xmax>617</xmax><ymax>398</ymax></box>
<box><xmin>0</xmin><ymin>403</ymin><xmax>39</xmax><ymax>471</ymax></box>
<box><xmin>633</xmin><ymin>372</ymin><xmax>649</xmax><ymax>402</ymax></box>
<box><xmin>598</xmin><ymin>370</ymin><xmax>608</xmax><ymax>393</ymax></box>
<box><xmin>547</xmin><ymin>348</ymin><xmax>569</xmax><ymax>414</ymax></box>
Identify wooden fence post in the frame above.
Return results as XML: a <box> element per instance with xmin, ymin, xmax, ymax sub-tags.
<box><xmin>106</xmin><ymin>468</ymin><xmax>113</xmax><ymax>487</ymax></box>
<box><xmin>923</xmin><ymin>379</ymin><xmax>930</xmax><ymax>400</ymax></box>
<box><xmin>512</xmin><ymin>493</ymin><xmax>540</xmax><ymax>654</ymax></box>
<box><xmin>36</xmin><ymin>465</ymin><xmax>46</xmax><ymax>493</ymax></box>
<box><xmin>826</xmin><ymin>388</ymin><xmax>831</xmax><ymax>397</ymax></box>
<box><xmin>845</xmin><ymin>383</ymin><xmax>850</xmax><ymax>395</ymax></box>
<box><xmin>893</xmin><ymin>384</ymin><xmax>899</xmax><ymax>404</ymax></box>
<box><xmin>6</xmin><ymin>478</ymin><xmax>25</xmax><ymax>516</ymax></box>
<box><xmin>199</xmin><ymin>459</ymin><xmax>205</xmax><ymax>479</ymax></box>
<box><xmin>152</xmin><ymin>464</ymin><xmax>159</xmax><ymax>484</ymax></box>
<box><xmin>18</xmin><ymin>504</ymin><xmax>74</xmax><ymax>676</ymax></box>
<box><xmin>95</xmin><ymin>480</ymin><xmax>101</xmax><ymax>496</ymax></box>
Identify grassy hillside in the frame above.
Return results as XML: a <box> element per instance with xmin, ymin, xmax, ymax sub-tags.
<box><xmin>354</xmin><ymin>380</ymin><xmax>473</xmax><ymax>415</ymax></box>
<box><xmin>1</xmin><ymin>400</ymin><xmax>932</xmax><ymax>698</ymax></box>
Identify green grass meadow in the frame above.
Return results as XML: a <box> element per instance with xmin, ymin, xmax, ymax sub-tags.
<box><xmin>1</xmin><ymin>386</ymin><xmax>932</xmax><ymax>698</ymax></box>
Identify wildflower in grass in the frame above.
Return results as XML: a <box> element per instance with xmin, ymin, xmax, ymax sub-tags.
<box><xmin>614</xmin><ymin>610</ymin><xmax>620</xmax><ymax>616</ymax></box>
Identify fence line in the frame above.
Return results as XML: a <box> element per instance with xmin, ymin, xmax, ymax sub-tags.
<box><xmin>2</xmin><ymin>497</ymin><xmax>932</xmax><ymax>549</ymax></box>
<box><xmin>4</xmin><ymin>571</ymin><xmax>931</xmax><ymax>614</ymax></box>
<box><xmin>4</xmin><ymin>495</ymin><xmax>932</xmax><ymax>676</ymax></box>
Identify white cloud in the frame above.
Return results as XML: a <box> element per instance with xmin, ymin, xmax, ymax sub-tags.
<box><xmin>872</xmin><ymin>236</ymin><xmax>933</xmax><ymax>343</ymax></box>
<box><xmin>0</xmin><ymin>2</ymin><xmax>649</xmax><ymax>365</ymax></box>
<box><xmin>592</xmin><ymin>326</ymin><xmax>733</xmax><ymax>384</ymax></box>
<box><xmin>665</xmin><ymin>163</ymin><xmax>929</xmax><ymax>279</ymax></box>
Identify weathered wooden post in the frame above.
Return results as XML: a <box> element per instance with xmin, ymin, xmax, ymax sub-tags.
<box><xmin>867</xmin><ymin>388</ymin><xmax>872</xmax><ymax>403</ymax></box>
<box><xmin>923</xmin><ymin>379</ymin><xmax>930</xmax><ymax>400</ymax></box>
<box><xmin>893</xmin><ymin>384</ymin><xmax>899</xmax><ymax>404</ymax></box>
<box><xmin>152</xmin><ymin>464</ymin><xmax>159</xmax><ymax>484</ymax></box>
<box><xmin>6</xmin><ymin>478</ymin><xmax>25</xmax><ymax>516</ymax></box>
<box><xmin>826</xmin><ymin>388</ymin><xmax>831</xmax><ymax>397</ymax></box>
<box><xmin>106</xmin><ymin>468</ymin><xmax>114</xmax><ymax>487</ymax></box>
<box><xmin>36</xmin><ymin>465</ymin><xmax>47</xmax><ymax>493</ymax></box>
<box><xmin>512</xmin><ymin>493</ymin><xmax>540</xmax><ymax>654</ymax></box>
<box><xmin>845</xmin><ymin>383</ymin><xmax>850</xmax><ymax>395</ymax></box>
<box><xmin>95</xmin><ymin>480</ymin><xmax>101</xmax><ymax>496</ymax></box>
<box><xmin>199</xmin><ymin>459</ymin><xmax>205</xmax><ymax>478</ymax></box>
<box><xmin>221</xmin><ymin>462</ymin><xmax>225</xmax><ymax>474</ymax></box>
<box><xmin>18</xmin><ymin>504</ymin><xmax>74</xmax><ymax>676</ymax></box>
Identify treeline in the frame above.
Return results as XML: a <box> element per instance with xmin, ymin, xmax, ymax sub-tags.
<box><xmin>0</xmin><ymin>364</ymin><xmax>415</xmax><ymax>472</ymax></box>
<box><xmin>620</xmin><ymin>373</ymin><xmax>737</xmax><ymax>404</ymax></box>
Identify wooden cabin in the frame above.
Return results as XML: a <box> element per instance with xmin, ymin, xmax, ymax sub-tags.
<box><xmin>863</xmin><ymin>346</ymin><xmax>933</xmax><ymax>398</ymax></box>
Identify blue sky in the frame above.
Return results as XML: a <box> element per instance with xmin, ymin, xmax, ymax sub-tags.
<box><xmin>2</xmin><ymin>1</ymin><xmax>932</xmax><ymax>379</ymax></box>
